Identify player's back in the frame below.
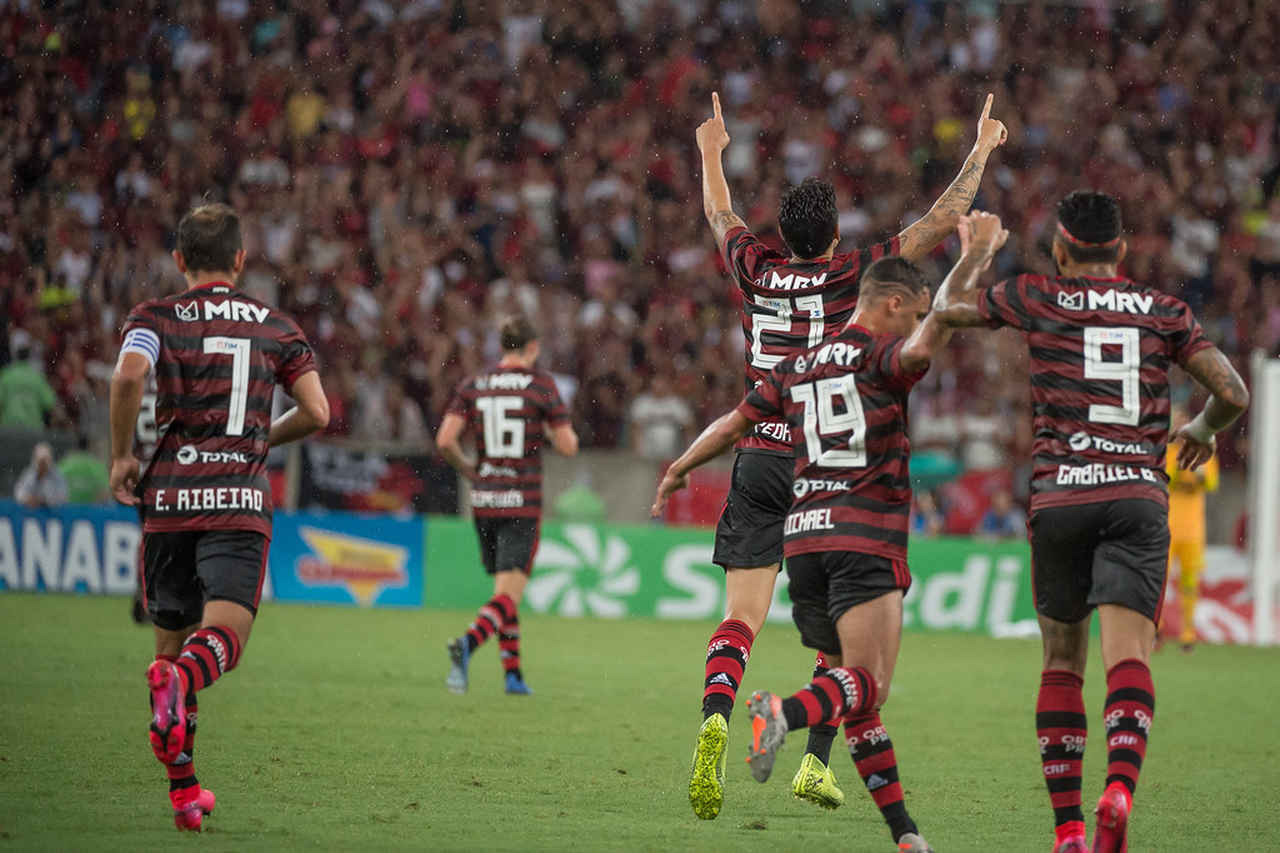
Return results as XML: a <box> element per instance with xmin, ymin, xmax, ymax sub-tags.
<box><xmin>125</xmin><ymin>282</ymin><xmax>315</xmax><ymax>536</ymax></box>
<box><xmin>447</xmin><ymin>364</ymin><xmax>569</xmax><ymax>518</ymax></box>
<box><xmin>978</xmin><ymin>274</ymin><xmax>1213</xmax><ymax>512</ymax></box>
<box><xmin>740</xmin><ymin>324</ymin><xmax>922</xmax><ymax>562</ymax></box>
<box><xmin>722</xmin><ymin>226</ymin><xmax>899</xmax><ymax>453</ymax></box>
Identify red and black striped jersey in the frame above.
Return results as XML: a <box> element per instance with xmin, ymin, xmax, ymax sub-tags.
<box><xmin>977</xmin><ymin>274</ymin><xmax>1213</xmax><ymax>512</ymax></box>
<box><xmin>723</xmin><ymin>226</ymin><xmax>900</xmax><ymax>454</ymax></box>
<box><xmin>736</xmin><ymin>325</ymin><xmax>926</xmax><ymax>561</ymax></box>
<box><xmin>122</xmin><ymin>281</ymin><xmax>317</xmax><ymax>538</ymax></box>
<box><xmin>445</xmin><ymin>365</ymin><xmax>570</xmax><ymax>519</ymax></box>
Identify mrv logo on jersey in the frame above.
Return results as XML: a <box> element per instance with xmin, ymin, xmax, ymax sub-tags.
<box><xmin>792</xmin><ymin>478</ymin><xmax>852</xmax><ymax>499</ymax></box>
<box><xmin>756</xmin><ymin>271</ymin><xmax>829</xmax><ymax>291</ymax></box>
<box><xmin>1057</xmin><ymin>288</ymin><xmax>1153</xmax><ymax>315</ymax></box>
<box><xmin>175</xmin><ymin>300</ymin><xmax>271</xmax><ymax>324</ymax></box>
<box><xmin>1067</xmin><ymin>432</ymin><xmax>1148</xmax><ymax>455</ymax></box>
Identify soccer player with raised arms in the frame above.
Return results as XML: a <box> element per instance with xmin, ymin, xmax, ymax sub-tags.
<box><xmin>437</xmin><ymin>315</ymin><xmax>579</xmax><ymax>696</ymax></box>
<box><xmin>655</xmin><ymin>212</ymin><xmax>1012</xmax><ymax>853</ymax></box>
<box><xmin>930</xmin><ymin>191</ymin><xmax>1249</xmax><ymax>852</ymax></box>
<box><xmin>686</xmin><ymin>89</ymin><xmax>1007</xmax><ymax>821</ymax></box>
<box><xmin>109</xmin><ymin>202</ymin><xmax>331</xmax><ymax>831</ymax></box>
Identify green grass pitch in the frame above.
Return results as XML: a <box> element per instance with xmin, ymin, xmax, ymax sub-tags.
<box><xmin>1</xmin><ymin>593</ymin><xmax>1277</xmax><ymax>852</ymax></box>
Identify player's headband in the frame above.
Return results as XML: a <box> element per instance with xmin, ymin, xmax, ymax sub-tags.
<box><xmin>1056</xmin><ymin>221</ymin><xmax>1121</xmax><ymax>249</ymax></box>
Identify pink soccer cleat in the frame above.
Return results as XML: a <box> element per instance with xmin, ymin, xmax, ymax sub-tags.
<box><xmin>1054</xmin><ymin>835</ymin><xmax>1088</xmax><ymax>853</ymax></box>
<box><xmin>171</xmin><ymin>786</ymin><xmax>216</xmax><ymax>832</ymax></box>
<box><xmin>146</xmin><ymin>660</ymin><xmax>188</xmax><ymax>765</ymax></box>
<box><xmin>1092</xmin><ymin>782</ymin><xmax>1131</xmax><ymax>853</ymax></box>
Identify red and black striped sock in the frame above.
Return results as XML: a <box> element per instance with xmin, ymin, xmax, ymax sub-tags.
<box><xmin>499</xmin><ymin>616</ymin><xmax>522</xmax><ymax>680</ymax></box>
<box><xmin>1104</xmin><ymin>659</ymin><xmax>1155</xmax><ymax>796</ymax></box>
<box><xmin>1037</xmin><ymin>669</ymin><xmax>1087</xmax><ymax>838</ymax></box>
<box><xmin>844</xmin><ymin>712</ymin><xmax>918</xmax><ymax>843</ymax></box>
<box><xmin>781</xmin><ymin>666</ymin><xmax>876</xmax><ymax>731</ymax></box>
<box><xmin>175</xmin><ymin>626</ymin><xmax>242</xmax><ymax>694</ymax></box>
<box><xmin>702</xmin><ymin>619</ymin><xmax>755</xmax><ymax>720</ymax></box>
<box><xmin>463</xmin><ymin>594</ymin><xmax>516</xmax><ymax>653</ymax></box>
<box><xmin>804</xmin><ymin>652</ymin><xmax>838</xmax><ymax>764</ymax></box>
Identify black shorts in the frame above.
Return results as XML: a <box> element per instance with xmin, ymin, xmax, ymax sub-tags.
<box><xmin>713</xmin><ymin>451</ymin><xmax>792</xmax><ymax>570</ymax></box>
<box><xmin>143</xmin><ymin>530</ymin><xmax>269</xmax><ymax>631</ymax></box>
<box><xmin>1029</xmin><ymin>499</ymin><xmax>1170</xmax><ymax>624</ymax></box>
<box><xmin>474</xmin><ymin>517</ymin><xmax>540</xmax><ymax>575</ymax></box>
<box><xmin>785</xmin><ymin>551</ymin><xmax>912</xmax><ymax>655</ymax></box>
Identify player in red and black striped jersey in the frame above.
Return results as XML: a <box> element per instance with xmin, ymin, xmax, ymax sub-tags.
<box><xmin>683</xmin><ymin>90</ymin><xmax>1008</xmax><ymax>824</ymax></box>
<box><xmin>109</xmin><ymin>203</ymin><xmax>331</xmax><ymax>832</ymax></box>
<box><xmin>935</xmin><ymin>192</ymin><xmax>1249</xmax><ymax>853</ymax></box>
<box><xmin>653</xmin><ymin>213</ymin><xmax>1010</xmax><ymax>853</ymax></box>
<box><xmin>436</xmin><ymin>314</ymin><xmax>578</xmax><ymax>697</ymax></box>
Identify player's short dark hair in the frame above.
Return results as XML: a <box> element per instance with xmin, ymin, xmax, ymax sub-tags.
<box><xmin>1056</xmin><ymin>190</ymin><xmax>1123</xmax><ymax>263</ymax></box>
<box><xmin>177</xmin><ymin>203</ymin><xmax>242</xmax><ymax>274</ymax></box>
<box><xmin>778</xmin><ymin>177</ymin><xmax>838</xmax><ymax>259</ymax></box>
<box><xmin>859</xmin><ymin>257</ymin><xmax>932</xmax><ymax>304</ymax></box>
<box><xmin>499</xmin><ymin>314</ymin><xmax>539</xmax><ymax>351</ymax></box>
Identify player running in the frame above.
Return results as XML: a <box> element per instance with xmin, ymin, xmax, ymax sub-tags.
<box><xmin>437</xmin><ymin>315</ymin><xmax>579</xmax><ymax>696</ymax></box>
<box><xmin>930</xmin><ymin>191</ymin><xmax>1249</xmax><ymax>853</ymax></box>
<box><xmin>654</xmin><ymin>212</ymin><xmax>1011</xmax><ymax>853</ymax></box>
<box><xmin>109</xmin><ymin>202</ymin><xmax>331</xmax><ymax>831</ymax></box>
<box><xmin>687</xmin><ymin>89</ymin><xmax>1007</xmax><ymax>820</ymax></box>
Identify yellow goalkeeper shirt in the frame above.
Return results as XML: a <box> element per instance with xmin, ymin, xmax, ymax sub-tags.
<box><xmin>1166</xmin><ymin>446</ymin><xmax>1218</xmax><ymax>544</ymax></box>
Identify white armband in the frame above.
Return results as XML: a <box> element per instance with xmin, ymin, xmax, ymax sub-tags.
<box><xmin>119</xmin><ymin>328</ymin><xmax>160</xmax><ymax>370</ymax></box>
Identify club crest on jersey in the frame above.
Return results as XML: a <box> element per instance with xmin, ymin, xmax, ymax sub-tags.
<box><xmin>1057</xmin><ymin>289</ymin><xmax>1153</xmax><ymax>315</ymax></box>
<box><xmin>175</xmin><ymin>301</ymin><xmax>200</xmax><ymax>322</ymax></box>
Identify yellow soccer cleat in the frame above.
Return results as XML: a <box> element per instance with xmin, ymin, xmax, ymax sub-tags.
<box><xmin>791</xmin><ymin>752</ymin><xmax>845</xmax><ymax>810</ymax></box>
<box><xmin>689</xmin><ymin>713</ymin><xmax>729</xmax><ymax>820</ymax></box>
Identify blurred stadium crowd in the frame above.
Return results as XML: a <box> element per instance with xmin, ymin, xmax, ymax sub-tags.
<box><xmin>3</xmin><ymin>0</ymin><xmax>1278</xmax><ymax>513</ymax></box>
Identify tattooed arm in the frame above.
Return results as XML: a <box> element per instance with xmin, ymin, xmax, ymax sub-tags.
<box><xmin>897</xmin><ymin>93</ymin><xmax>1008</xmax><ymax>263</ymax></box>
<box><xmin>1174</xmin><ymin>348</ymin><xmax>1250</xmax><ymax>470</ymax></box>
<box><xmin>697</xmin><ymin>92</ymin><xmax>747</xmax><ymax>246</ymax></box>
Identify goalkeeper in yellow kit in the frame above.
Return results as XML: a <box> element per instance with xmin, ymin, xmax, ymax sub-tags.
<box><xmin>1163</xmin><ymin>406</ymin><xmax>1219</xmax><ymax>650</ymax></box>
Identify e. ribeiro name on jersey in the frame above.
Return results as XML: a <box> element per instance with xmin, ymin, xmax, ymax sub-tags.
<box><xmin>121</xmin><ymin>282</ymin><xmax>317</xmax><ymax>537</ymax></box>
<box><xmin>736</xmin><ymin>325</ymin><xmax>925</xmax><ymax>561</ymax></box>
<box><xmin>722</xmin><ymin>226</ymin><xmax>900</xmax><ymax>454</ymax></box>
<box><xmin>446</xmin><ymin>366</ymin><xmax>569</xmax><ymax>518</ymax></box>
<box><xmin>977</xmin><ymin>274</ymin><xmax>1213</xmax><ymax>511</ymax></box>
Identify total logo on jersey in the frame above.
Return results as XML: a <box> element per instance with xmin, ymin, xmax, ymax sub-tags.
<box><xmin>792</xmin><ymin>477</ymin><xmax>852</xmax><ymax>499</ymax></box>
<box><xmin>1056</xmin><ymin>288</ymin><xmax>1154</xmax><ymax>315</ymax></box>
<box><xmin>477</xmin><ymin>462</ymin><xmax>520</xmax><ymax>478</ymax></box>
<box><xmin>175</xmin><ymin>299</ymin><xmax>271</xmax><ymax>324</ymax></box>
<box><xmin>176</xmin><ymin>445</ymin><xmax>250</xmax><ymax>465</ymax></box>
<box><xmin>1067</xmin><ymin>431</ymin><xmax>1148</xmax><ymax>455</ymax></box>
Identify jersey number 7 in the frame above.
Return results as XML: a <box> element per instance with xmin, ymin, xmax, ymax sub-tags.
<box><xmin>202</xmin><ymin>336</ymin><xmax>252</xmax><ymax>436</ymax></box>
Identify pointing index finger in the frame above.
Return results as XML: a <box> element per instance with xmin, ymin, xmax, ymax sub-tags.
<box><xmin>981</xmin><ymin>92</ymin><xmax>993</xmax><ymax>121</ymax></box>
<box><xmin>712</xmin><ymin>91</ymin><xmax>722</xmax><ymax>120</ymax></box>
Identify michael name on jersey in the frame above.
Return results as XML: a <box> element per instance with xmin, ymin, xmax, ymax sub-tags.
<box><xmin>785</xmin><ymin>508</ymin><xmax>835</xmax><ymax>535</ymax></box>
<box><xmin>175</xmin><ymin>299</ymin><xmax>271</xmax><ymax>324</ymax></box>
<box><xmin>1056</xmin><ymin>288</ymin><xmax>1153</xmax><ymax>315</ymax></box>
<box><xmin>154</xmin><ymin>486</ymin><xmax>266</xmax><ymax>512</ymax></box>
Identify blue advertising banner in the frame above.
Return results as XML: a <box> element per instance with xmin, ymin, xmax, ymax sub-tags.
<box><xmin>269</xmin><ymin>511</ymin><xmax>424</xmax><ymax>608</ymax></box>
<box><xmin>0</xmin><ymin>500</ymin><xmax>141</xmax><ymax>595</ymax></box>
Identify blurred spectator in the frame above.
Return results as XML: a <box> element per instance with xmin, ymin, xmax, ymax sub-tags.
<box><xmin>910</xmin><ymin>491</ymin><xmax>946</xmax><ymax>538</ymax></box>
<box><xmin>58</xmin><ymin>439</ymin><xmax>110</xmax><ymax>505</ymax></box>
<box><xmin>978</xmin><ymin>490</ymin><xmax>1026</xmax><ymax>540</ymax></box>
<box><xmin>629</xmin><ymin>374</ymin><xmax>693</xmax><ymax>461</ymax></box>
<box><xmin>14</xmin><ymin>443</ymin><xmax>69</xmax><ymax>509</ymax></box>
<box><xmin>0</xmin><ymin>332</ymin><xmax>58</xmax><ymax>429</ymax></box>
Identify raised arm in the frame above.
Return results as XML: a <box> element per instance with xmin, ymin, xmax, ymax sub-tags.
<box><xmin>899</xmin><ymin>212</ymin><xmax>1009</xmax><ymax>372</ymax></box>
<box><xmin>697</xmin><ymin>92</ymin><xmax>747</xmax><ymax>247</ymax></box>
<box><xmin>896</xmin><ymin>93</ymin><xmax>1008</xmax><ymax>263</ymax></box>
<box><xmin>650</xmin><ymin>409</ymin><xmax>754</xmax><ymax>517</ymax></box>
<box><xmin>1174</xmin><ymin>348</ymin><xmax>1250</xmax><ymax>470</ymax></box>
